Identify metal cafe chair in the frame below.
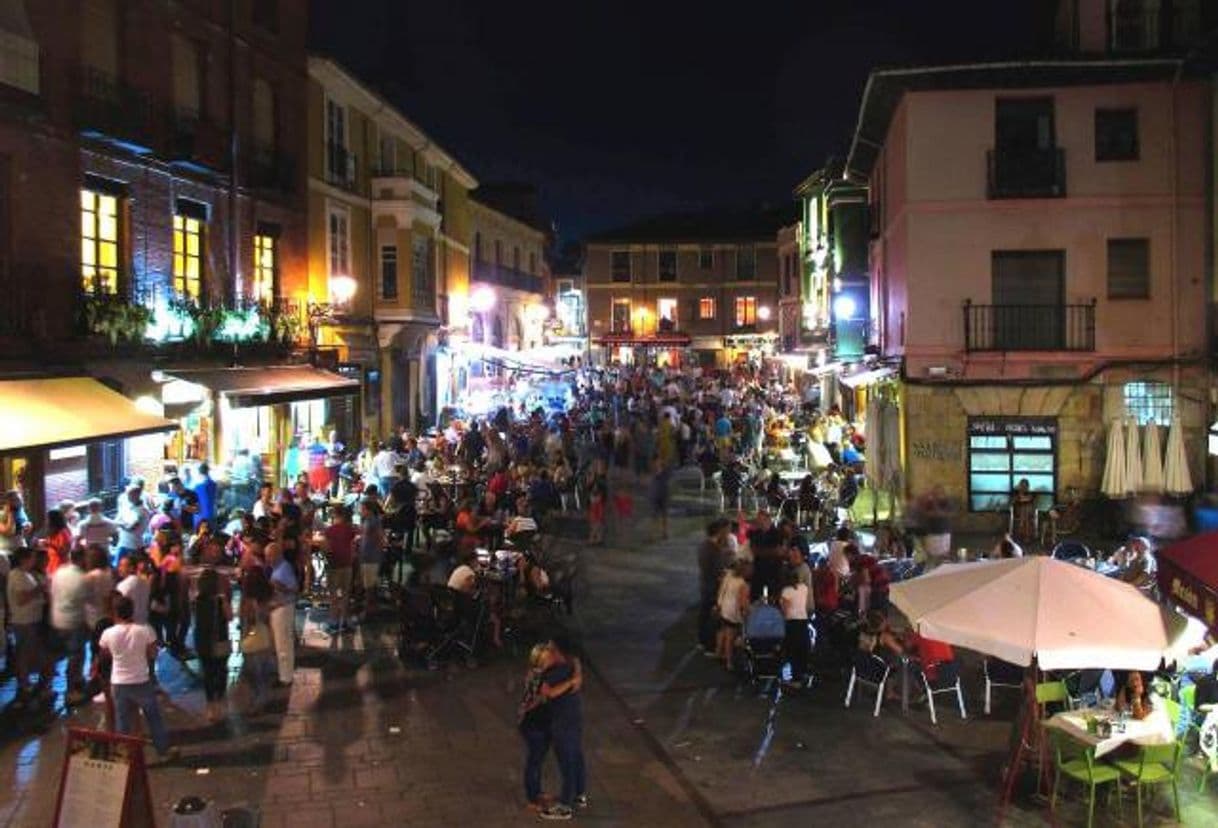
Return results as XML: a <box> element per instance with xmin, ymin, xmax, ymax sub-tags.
<box><xmin>844</xmin><ymin>651</ymin><xmax>892</xmax><ymax>718</ymax></box>
<box><xmin>920</xmin><ymin>659</ymin><xmax>967</xmax><ymax>725</ymax></box>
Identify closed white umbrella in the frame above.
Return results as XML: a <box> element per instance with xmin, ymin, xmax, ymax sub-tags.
<box><xmin>881</xmin><ymin>402</ymin><xmax>901</xmax><ymax>491</ymax></box>
<box><xmin>890</xmin><ymin>557</ymin><xmax>1189</xmax><ymax>671</ymax></box>
<box><xmin>1100</xmin><ymin>418</ymin><xmax>1127</xmax><ymax>499</ymax></box>
<box><xmin>865</xmin><ymin>394</ymin><xmax>883</xmax><ymax>487</ymax></box>
<box><xmin>1141</xmin><ymin>421</ymin><xmax>1164</xmax><ymax>494</ymax></box>
<box><xmin>1123</xmin><ymin>417</ymin><xmax>1143</xmax><ymax>496</ymax></box>
<box><xmin>1164</xmin><ymin>416</ymin><xmax>1193</xmax><ymax>496</ymax></box>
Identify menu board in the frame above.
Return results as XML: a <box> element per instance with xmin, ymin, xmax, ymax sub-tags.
<box><xmin>54</xmin><ymin>728</ymin><xmax>156</xmax><ymax>828</ymax></box>
<box><xmin>57</xmin><ymin>754</ymin><xmax>129</xmax><ymax>828</ymax></box>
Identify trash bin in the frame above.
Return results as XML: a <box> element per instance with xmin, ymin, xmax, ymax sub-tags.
<box><xmin>168</xmin><ymin>797</ymin><xmax>221</xmax><ymax>828</ymax></box>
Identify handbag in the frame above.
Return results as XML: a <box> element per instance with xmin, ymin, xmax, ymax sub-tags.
<box><xmin>241</xmin><ymin>619</ymin><xmax>272</xmax><ymax>655</ymax></box>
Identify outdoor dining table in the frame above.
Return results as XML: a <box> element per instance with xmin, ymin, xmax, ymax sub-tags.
<box><xmin>1042</xmin><ymin>705</ymin><xmax>1174</xmax><ymax>758</ymax></box>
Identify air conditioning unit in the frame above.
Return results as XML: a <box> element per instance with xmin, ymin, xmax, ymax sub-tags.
<box><xmin>926</xmin><ymin>365</ymin><xmax>949</xmax><ymax>377</ymax></box>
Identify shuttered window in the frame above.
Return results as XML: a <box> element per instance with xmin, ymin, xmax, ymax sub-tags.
<box><xmin>1107</xmin><ymin>238</ymin><xmax>1149</xmax><ymax>299</ymax></box>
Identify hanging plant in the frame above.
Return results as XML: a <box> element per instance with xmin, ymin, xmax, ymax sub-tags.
<box><xmin>80</xmin><ymin>294</ymin><xmax>155</xmax><ymax>346</ymax></box>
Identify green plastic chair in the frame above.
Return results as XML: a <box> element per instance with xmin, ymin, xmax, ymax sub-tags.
<box><xmin>1037</xmin><ymin>680</ymin><xmax>1070</xmax><ymax>714</ymax></box>
<box><xmin>1049</xmin><ymin>730</ymin><xmax>1123</xmax><ymax>828</ymax></box>
<box><xmin>1112</xmin><ymin>740</ymin><xmax>1183</xmax><ymax>827</ymax></box>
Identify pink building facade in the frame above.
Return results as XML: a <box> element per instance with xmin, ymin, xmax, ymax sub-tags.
<box><xmin>850</xmin><ymin>61</ymin><xmax>1211</xmax><ymax>527</ymax></box>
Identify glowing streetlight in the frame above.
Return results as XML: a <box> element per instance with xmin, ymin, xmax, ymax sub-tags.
<box><xmin>329</xmin><ymin>274</ymin><xmax>357</xmax><ymax>305</ymax></box>
<box><xmin>833</xmin><ymin>295</ymin><xmax>857</xmax><ymax>320</ymax></box>
<box><xmin>757</xmin><ymin>305</ymin><xmax>772</xmax><ymax>322</ymax></box>
<box><xmin>470</xmin><ymin>286</ymin><xmax>496</xmax><ymax>314</ymax></box>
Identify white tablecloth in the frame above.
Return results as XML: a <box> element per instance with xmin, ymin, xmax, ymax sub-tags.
<box><xmin>1043</xmin><ymin>706</ymin><xmax>1174</xmax><ymax>758</ymax></box>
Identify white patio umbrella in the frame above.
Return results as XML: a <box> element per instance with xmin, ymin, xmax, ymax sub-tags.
<box><xmin>1141</xmin><ymin>421</ymin><xmax>1164</xmax><ymax>494</ymax></box>
<box><xmin>881</xmin><ymin>402</ymin><xmax>902</xmax><ymax>491</ymax></box>
<box><xmin>1100</xmin><ymin>418</ymin><xmax>1127</xmax><ymax>499</ymax></box>
<box><xmin>1123</xmin><ymin>417</ymin><xmax>1143</xmax><ymax>496</ymax></box>
<box><xmin>1164</xmin><ymin>416</ymin><xmax>1194</xmax><ymax>496</ymax></box>
<box><xmin>890</xmin><ymin>557</ymin><xmax>1189</xmax><ymax>671</ymax></box>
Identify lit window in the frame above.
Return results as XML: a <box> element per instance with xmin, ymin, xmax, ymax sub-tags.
<box><xmin>327</xmin><ymin>205</ymin><xmax>349</xmax><ymax>278</ymax></box>
<box><xmin>252</xmin><ymin>232</ymin><xmax>277</xmax><ymax>305</ymax></box>
<box><xmin>81</xmin><ymin>188</ymin><xmax>120</xmax><ymax>295</ymax></box>
<box><xmin>173</xmin><ymin>211</ymin><xmax>204</xmax><ymax>300</ymax></box>
<box><xmin>699</xmin><ymin>297</ymin><xmax>716</xmax><ymax>320</ymax></box>
<box><xmin>658</xmin><ymin>297</ymin><xmax>678</xmax><ymax>327</ymax></box>
<box><xmin>967</xmin><ymin>418</ymin><xmax>1057</xmax><ymax>512</ymax></box>
<box><xmin>1124</xmin><ymin>380</ymin><xmax>1173</xmax><ymax>425</ymax></box>
<box><xmin>734</xmin><ymin>295</ymin><xmax>757</xmax><ymax>326</ymax></box>
<box><xmin>611</xmin><ymin>299</ymin><xmax>631</xmax><ymax>332</ymax></box>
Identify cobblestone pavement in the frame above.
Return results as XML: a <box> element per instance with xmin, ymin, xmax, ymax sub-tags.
<box><xmin>2</xmin><ymin>468</ymin><xmax>1216</xmax><ymax>826</ymax></box>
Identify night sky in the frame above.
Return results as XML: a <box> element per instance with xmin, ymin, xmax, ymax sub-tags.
<box><xmin>310</xmin><ymin>0</ymin><xmax>1053</xmax><ymax>242</ymax></box>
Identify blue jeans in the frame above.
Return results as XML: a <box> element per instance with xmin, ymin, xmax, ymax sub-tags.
<box><xmin>520</xmin><ymin>726</ymin><xmax>551</xmax><ymax>803</ymax></box>
<box><xmin>112</xmin><ymin>681</ymin><xmax>170</xmax><ymax>755</ymax></box>
<box><xmin>551</xmin><ymin>727</ymin><xmax>585</xmax><ymax>806</ymax></box>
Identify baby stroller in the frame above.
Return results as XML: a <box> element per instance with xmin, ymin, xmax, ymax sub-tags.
<box><xmin>741</xmin><ymin>600</ymin><xmax>786</xmax><ymax>689</ymax></box>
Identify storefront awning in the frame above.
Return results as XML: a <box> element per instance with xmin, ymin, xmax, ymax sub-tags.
<box><xmin>840</xmin><ymin>366</ymin><xmax>898</xmax><ymax>388</ymax></box>
<box><xmin>593</xmin><ymin>333</ymin><xmax>692</xmax><ymax>347</ymax></box>
<box><xmin>0</xmin><ymin>377</ymin><xmax>178</xmax><ymax>454</ymax></box>
<box><xmin>165</xmin><ymin>366</ymin><xmax>359</xmax><ymax>409</ymax></box>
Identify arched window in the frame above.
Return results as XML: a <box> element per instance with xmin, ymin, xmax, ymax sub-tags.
<box><xmin>1124</xmin><ymin>380</ymin><xmax>1172</xmax><ymax>425</ymax></box>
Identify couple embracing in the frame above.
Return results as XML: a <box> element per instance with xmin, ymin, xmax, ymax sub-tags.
<box><xmin>518</xmin><ymin>635</ymin><xmax>588</xmax><ymax>821</ymax></box>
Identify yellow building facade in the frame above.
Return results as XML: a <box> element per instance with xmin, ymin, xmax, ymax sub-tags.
<box><xmin>306</xmin><ymin>58</ymin><xmax>476</xmax><ymax>438</ymax></box>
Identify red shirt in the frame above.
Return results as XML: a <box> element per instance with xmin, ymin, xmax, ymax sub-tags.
<box><xmin>45</xmin><ymin>528</ymin><xmax>72</xmax><ymax>575</ymax></box>
<box><xmin>324</xmin><ymin>523</ymin><xmax>357</xmax><ymax>567</ymax></box>
<box><xmin>488</xmin><ymin>472</ymin><xmax>510</xmax><ymax>498</ymax></box>
<box><xmin>912</xmin><ymin>635</ymin><xmax>955</xmax><ymax>678</ymax></box>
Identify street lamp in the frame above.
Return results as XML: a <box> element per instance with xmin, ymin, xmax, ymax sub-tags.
<box><xmin>833</xmin><ymin>294</ymin><xmax>856</xmax><ymax>320</ymax></box>
<box><xmin>308</xmin><ymin>275</ymin><xmax>359</xmax><ymax>352</ymax></box>
<box><xmin>470</xmin><ymin>286</ymin><xmax>496</xmax><ymax>314</ymax></box>
<box><xmin>758</xmin><ymin>305</ymin><xmax>772</xmax><ymax>322</ymax></box>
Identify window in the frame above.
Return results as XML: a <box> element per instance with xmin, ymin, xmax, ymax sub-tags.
<box><xmin>699</xmin><ymin>248</ymin><xmax>713</xmax><ymax>270</ymax></box>
<box><xmin>734</xmin><ymin>296</ymin><xmax>757</xmax><ymax>327</ymax></box>
<box><xmin>611</xmin><ymin>298</ymin><xmax>631</xmax><ymax>332</ymax></box>
<box><xmin>513</xmin><ymin>246</ymin><xmax>520</xmax><ymax>272</ymax></box>
<box><xmin>699</xmin><ymin>297</ymin><xmax>716</xmax><ymax>320</ymax></box>
<box><xmin>412</xmin><ymin>235</ymin><xmax>434</xmax><ymax>302</ymax></box>
<box><xmin>325</xmin><ymin>99</ymin><xmax>350</xmax><ymax>185</ymax></box>
<box><xmin>529</xmin><ymin>251</ymin><xmax>536</xmax><ymax>275</ymax></box>
<box><xmin>252</xmin><ymin>78</ymin><xmax>276</xmax><ymax>151</ymax></box>
<box><xmin>0</xmin><ymin>25</ymin><xmax>39</xmax><ymax>94</ymax></box>
<box><xmin>474</xmin><ymin>232</ymin><xmax>483</xmax><ymax>263</ymax></box>
<box><xmin>81</xmin><ymin>0</ymin><xmax>118</xmax><ymax>78</ymax></box>
<box><xmin>81</xmin><ymin>187</ymin><xmax>121</xmax><ymax>295</ymax></box>
<box><xmin>252</xmin><ymin>0</ymin><xmax>279</xmax><ymax>32</ymax></box>
<box><xmin>657</xmin><ymin>297</ymin><xmax>678</xmax><ymax>329</ymax></box>
<box><xmin>327</xmin><ymin>204</ymin><xmax>349</xmax><ymax>279</ymax></box>
<box><xmin>173</xmin><ymin>201</ymin><xmax>207</xmax><ymax>301</ymax></box>
<box><xmin>378</xmin><ymin>133</ymin><xmax>396</xmax><ymax>174</ymax></box>
<box><xmin>783</xmin><ymin>255</ymin><xmax>793</xmax><ymax>296</ymax></box>
<box><xmin>611</xmin><ymin>250</ymin><xmax>631</xmax><ymax>282</ymax></box>
<box><xmin>1095</xmin><ymin>108</ymin><xmax>1138</xmax><ymax>161</ymax></box>
<box><xmin>967</xmin><ymin>418</ymin><xmax>1057</xmax><ymax>512</ymax></box>
<box><xmin>171</xmin><ymin>34</ymin><xmax>202</xmax><ymax>119</ymax></box>
<box><xmin>1107</xmin><ymin>238</ymin><xmax>1150</xmax><ymax>299</ymax></box>
<box><xmin>1124</xmin><ymin>380</ymin><xmax>1173</xmax><ymax>425</ymax></box>
<box><xmin>658</xmin><ymin>249</ymin><xmax>677</xmax><ymax>282</ymax></box>
<box><xmin>557</xmin><ymin>279</ymin><xmax>574</xmax><ymax>294</ymax></box>
<box><xmin>735</xmin><ymin>246</ymin><xmax>756</xmax><ymax>280</ymax></box>
<box><xmin>380</xmin><ymin>245</ymin><xmax>398</xmax><ymax>300</ymax></box>
<box><xmin>252</xmin><ymin>227</ymin><xmax>278</xmax><ymax>304</ymax></box>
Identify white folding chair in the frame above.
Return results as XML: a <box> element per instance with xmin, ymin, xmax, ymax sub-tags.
<box><xmin>922</xmin><ymin>660</ymin><xmax>967</xmax><ymax>725</ymax></box>
<box><xmin>845</xmin><ymin>652</ymin><xmax>891</xmax><ymax>717</ymax></box>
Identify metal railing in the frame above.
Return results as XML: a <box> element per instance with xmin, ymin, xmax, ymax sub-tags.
<box><xmin>250</xmin><ymin>145</ymin><xmax>296</xmax><ymax>193</ymax></box>
<box><xmin>472</xmin><ymin>261</ymin><xmax>543</xmax><ymax>294</ymax></box>
<box><xmin>963</xmin><ymin>300</ymin><xmax>1095</xmax><ymax>352</ymax></box>
<box><xmin>986</xmin><ymin>148</ymin><xmax>1066</xmax><ymax>199</ymax></box>
<box><xmin>325</xmin><ymin>143</ymin><xmax>358</xmax><ymax>190</ymax></box>
<box><xmin>74</xmin><ymin>66</ymin><xmax>156</xmax><ymax>150</ymax></box>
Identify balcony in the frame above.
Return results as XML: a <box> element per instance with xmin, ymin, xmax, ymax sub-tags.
<box><xmin>369</xmin><ymin>169</ymin><xmax>441</xmax><ymax>226</ymax></box>
<box><xmin>963</xmin><ymin>301</ymin><xmax>1095</xmax><ymax>352</ymax></box>
<box><xmin>986</xmin><ymin>148</ymin><xmax>1066</xmax><ymax>199</ymax></box>
<box><xmin>167</xmin><ymin>108</ymin><xmax>228</xmax><ymax>173</ymax></box>
<box><xmin>472</xmin><ymin>261</ymin><xmax>543</xmax><ymax>294</ymax></box>
<box><xmin>73</xmin><ymin>67</ymin><xmax>156</xmax><ymax>152</ymax></box>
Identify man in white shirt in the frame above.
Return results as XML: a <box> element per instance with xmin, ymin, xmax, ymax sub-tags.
<box><xmin>100</xmin><ymin>595</ymin><xmax>174</xmax><ymax>760</ymax></box>
<box><xmin>115</xmin><ymin>556</ymin><xmax>151</xmax><ymax>625</ymax></box>
<box><xmin>371</xmin><ymin>442</ymin><xmax>400</xmax><ymax>492</ymax></box>
<box><xmin>77</xmin><ymin>498</ymin><xmax>119</xmax><ymax>552</ymax></box>
<box><xmin>50</xmin><ymin>547</ymin><xmax>89</xmax><ymax>697</ymax></box>
<box><xmin>251</xmin><ymin>481</ymin><xmax>276</xmax><ymax>520</ymax></box>
<box><xmin>116</xmin><ymin>486</ymin><xmax>150</xmax><ymax>560</ymax></box>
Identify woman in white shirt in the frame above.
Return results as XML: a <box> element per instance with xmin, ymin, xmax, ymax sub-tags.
<box><xmin>715</xmin><ymin>560</ymin><xmax>751</xmax><ymax>669</ymax></box>
<box><xmin>780</xmin><ymin>569</ymin><xmax>812</xmax><ymax>686</ymax></box>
